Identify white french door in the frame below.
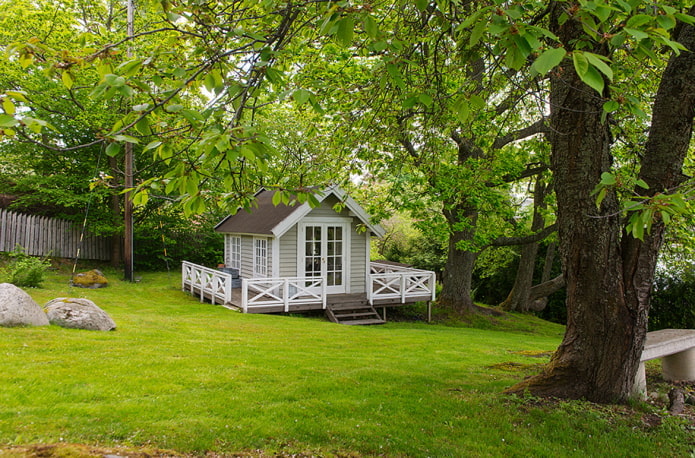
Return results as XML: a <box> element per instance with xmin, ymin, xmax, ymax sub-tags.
<box><xmin>299</xmin><ymin>222</ymin><xmax>349</xmax><ymax>294</ymax></box>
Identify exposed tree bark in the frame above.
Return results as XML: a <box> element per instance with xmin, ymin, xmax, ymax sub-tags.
<box><xmin>438</xmin><ymin>200</ymin><xmax>479</xmax><ymax>313</ymax></box>
<box><xmin>507</xmin><ymin>3</ymin><xmax>695</xmax><ymax>402</ymax></box>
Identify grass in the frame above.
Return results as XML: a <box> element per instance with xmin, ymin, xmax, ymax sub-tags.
<box><xmin>0</xmin><ymin>267</ymin><xmax>692</xmax><ymax>457</ymax></box>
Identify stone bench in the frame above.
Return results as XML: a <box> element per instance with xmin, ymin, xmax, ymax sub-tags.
<box><xmin>633</xmin><ymin>329</ymin><xmax>695</xmax><ymax>399</ymax></box>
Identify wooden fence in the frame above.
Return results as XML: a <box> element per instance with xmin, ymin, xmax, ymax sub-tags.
<box><xmin>0</xmin><ymin>209</ymin><xmax>110</xmax><ymax>261</ymax></box>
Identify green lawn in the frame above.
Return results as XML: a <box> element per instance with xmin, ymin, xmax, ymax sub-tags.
<box><xmin>0</xmin><ymin>269</ymin><xmax>691</xmax><ymax>457</ymax></box>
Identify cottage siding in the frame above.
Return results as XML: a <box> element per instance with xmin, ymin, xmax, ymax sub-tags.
<box><xmin>350</xmin><ymin>223</ymin><xmax>367</xmax><ymax>294</ymax></box>
<box><xmin>240</xmin><ymin>235</ymin><xmax>255</xmax><ymax>278</ymax></box>
<box><xmin>278</xmin><ymin>226</ymin><xmax>297</xmax><ymax>277</ymax></box>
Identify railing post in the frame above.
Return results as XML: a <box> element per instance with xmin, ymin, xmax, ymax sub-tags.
<box><xmin>321</xmin><ymin>279</ymin><xmax>327</xmax><ymax>309</ymax></box>
<box><xmin>400</xmin><ymin>273</ymin><xmax>406</xmax><ymax>303</ymax></box>
<box><xmin>284</xmin><ymin>279</ymin><xmax>289</xmax><ymax>312</ymax></box>
<box><xmin>241</xmin><ymin>279</ymin><xmax>248</xmax><ymax>313</ymax></box>
<box><xmin>225</xmin><ymin>274</ymin><xmax>232</xmax><ymax>305</ymax></box>
<box><xmin>368</xmin><ymin>274</ymin><xmax>374</xmax><ymax>305</ymax></box>
<box><xmin>430</xmin><ymin>272</ymin><xmax>437</xmax><ymax>301</ymax></box>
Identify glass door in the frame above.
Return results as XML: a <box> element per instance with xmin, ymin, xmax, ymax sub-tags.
<box><xmin>301</xmin><ymin>223</ymin><xmax>347</xmax><ymax>294</ymax></box>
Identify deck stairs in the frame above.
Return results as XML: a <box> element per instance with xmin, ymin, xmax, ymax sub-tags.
<box><xmin>326</xmin><ymin>294</ymin><xmax>385</xmax><ymax>325</ymax></box>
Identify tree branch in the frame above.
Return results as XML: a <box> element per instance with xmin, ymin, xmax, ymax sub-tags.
<box><xmin>489</xmin><ymin>222</ymin><xmax>557</xmax><ymax>247</ymax></box>
<box><xmin>492</xmin><ymin>118</ymin><xmax>549</xmax><ymax>150</ymax></box>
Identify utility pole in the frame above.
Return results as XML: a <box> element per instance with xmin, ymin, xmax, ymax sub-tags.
<box><xmin>124</xmin><ymin>0</ymin><xmax>135</xmax><ymax>282</ymax></box>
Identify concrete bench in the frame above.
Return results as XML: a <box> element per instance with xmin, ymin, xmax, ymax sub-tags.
<box><xmin>633</xmin><ymin>329</ymin><xmax>695</xmax><ymax>398</ymax></box>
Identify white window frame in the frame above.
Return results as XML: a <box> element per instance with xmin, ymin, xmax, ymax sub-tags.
<box><xmin>225</xmin><ymin>235</ymin><xmax>241</xmax><ymax>270</ymax></box>
<box><xmin>253</xmin><ymin>237</ymin><xmax>268</xmax><ymax>278</ymax></box>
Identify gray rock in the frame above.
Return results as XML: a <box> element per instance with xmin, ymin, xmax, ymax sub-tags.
<box><xmin>44</xmin><ymin>298</ymin><xmax>116</xmax><ymax>331</ymax></box>
<box><xmin>0</xmin><ymin>283</ymin><xmax>49</xmax><ymax>327</ymax></box>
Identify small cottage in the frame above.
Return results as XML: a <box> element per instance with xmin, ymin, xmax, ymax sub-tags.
<box><xmin>182</xmin><ymin>185</ymin><xmax>436</xmax><ymax>324</ymax></box>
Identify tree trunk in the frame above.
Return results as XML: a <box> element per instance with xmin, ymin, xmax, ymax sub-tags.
<box><xmin>507</xmin><ymin>3</ymin><xmax>695</xmax><ymax>402</ymax></box>
<box><xmin>501</xmin><ymin>178</ymin><xmax>548</xmax><ymax>312</ymax></box>
<box><xmin>109</xmin><ymin>155</ymin><xmax>122</xmax><ymax>267</ymax></box>
<box><xmin>438</xmin><ymin>200</ymin><xmax>478</xmax><ymax>314</ymax></box>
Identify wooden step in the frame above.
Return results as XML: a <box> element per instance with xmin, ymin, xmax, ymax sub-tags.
<box><xmin>325</xmin><ymin>302</ymin><xmax>385</xmax><ymax>325</ymax></box>
<box><xmin>333</xmin><ymin>311</ymin><xmax>379</xmax><ymax>319</ymax></box>
<box><xmin>341</xmin><ymin>318</ymin><xmax>386</xmax><ymax>325</ymax></box>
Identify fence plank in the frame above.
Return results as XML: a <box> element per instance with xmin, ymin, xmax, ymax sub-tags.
<box><xmin>0</xmin><ymin>209</ymin><xmax>110</xmax><ymax>260</ymax></box>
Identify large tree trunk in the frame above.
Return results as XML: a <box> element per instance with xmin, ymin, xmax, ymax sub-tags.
<box><xmin>507</xmin><ymin>3</ymin><xmax>695</xmax><ymax>402</ymax></box>
<box><xmin>438</xmin><ymin>200</ymin><xmax>478</xmax><ymax>314</ymax></box>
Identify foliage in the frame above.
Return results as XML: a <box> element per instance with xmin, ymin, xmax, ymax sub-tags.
<box><xmin>1</xmin><ymin>247</ymin><xmax>50</xmax><ymax>287</ymax></box>
<box><xmin>374</xmin><ymin>214</ymin><xmax>447</xmax><ymax>274</ymax></box>
<box><xmin>0</xmin><ymin>269</ymin><xmax>690</xmax><ymax>456</ymax></box>
<box><xmin>133</xmin><ymin>206</ymin><xmax>224</xmax><ymax>271</ymax></box>
<box><xmin>649</xmin><ymin>271</ymin><xmax>695</xmax><ymax>331</ymax></box>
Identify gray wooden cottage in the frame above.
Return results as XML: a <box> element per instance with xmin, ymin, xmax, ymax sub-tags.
<box><xmin>182</xmin><ymin>186</ymin><xmax>436</xmax><ymax>324</ymax></box>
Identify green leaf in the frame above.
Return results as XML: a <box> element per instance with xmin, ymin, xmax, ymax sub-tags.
<box><xmin>336</xmin><ymin>16</ymin><xmax>354</xmax><ymax>47</ymax></box>
<box><xmin>165</xmin><ymin>104</ymin><xmax>184</xmax><ymax>113</ymax></box>
<box><xmin>469</xmin><ymin>20</ymin><xmax>487</xmax><ymax>48</ymax></box>
<box><xmin>363</xmin><ymin>15</ymin><xmax>379</xmax><ymax>39</ymax></box>
<box><xmin>135</xmin><ymin>116</ymin><xmax>151</xmax><ymax>135</ymax></box>
<box><xmin>104</xmin><ymin>74</ymin><xmax>126</xmax><ymax>87</ymax></box>
<box><xmin>603</xmin><ymin>100</ymin><xmax>619</xmax><ymax>113</ymax></box>
<box><xmin>6</xmin><ymin>91</ymin><xmax>28</xmax><ymax>103</ymax></box>
<box><xmin>105</xmin><ymin>142</ymin><xmax>121</xmax><ymax>157</ymax></box>
<box><xmin>144</xmin><ymin>140</ymin><xmax>162</xmax><ymax>151</ymax></box>
<box><xmin>626</xmin><ymin>14</ymin><xmax>652</xmax><ymax>29</ymax></box>
<box><xmin>61</xmin><ymin>71</ymin><xmax>73</xmax><ymax>89</ymax></box>
<box><xmin>112</xmin><ymin>134</ymin><xmax>139</xmax><ymax>144</ymax></box>
<box><xmin>2</xmin><ymin>98</ymin><xmax>16</xmax><ymax>115</ymax></box>
<box><xmin>584</xmin><ymin>53</ymin><xmax>613</xmax><ymax>81</ymax></box>
<box><xmin>0</xmin><ymin>114</ymin><xmax>18</xmax><ymax>128</ymax></box>
<box><xmin>386</xmin><ymin>63</ymin><xmax>405</xmax><ymax>89</ymax></box>
<box><xmin>469</xmin><ymin>95</ymin><xmax>485</xmax><ymax>109</ymax></box>
<box><xmin>418</xmin><ymin>93</ymin><xmax>433</xmax><ymax>107</ymax></box>
<box><xmin>572</xmin><ymin>52</ymin><xmax>589</xmax><ymax>77</ymax></box>
<box><xmin>580</xmin><ymin>64</ymin><xmax>605</xmax><ymax>94</ymax></box>
<box><xmin>293</xmin><ymin>89</ymin><xmax>311</xmax><ymax>105</ymax></box>
<box><xmin>600</xmin><ymin>172</ymin><xmax>616</xmax><ymax>186</ymax></box>
<box><xmin>624</xmin><ymin>28</ymin><xmax>649</xmax><ymax>41</ymax></box>
<box><xmin>656</xmin><ymin>14</ymin><xmax>676</xmax><ymax>31</ymax></box>
<box><xmin>532</xmin><ymin>47</ymin><xmax>566</xmax><ymax>75</ymax></box>
<box><xmin>272</xmin><ymin>190</ymin><xmax>282</xmax><ymax>206</ymax></box>
<box><xmin>415</xmin><ymin>0</ymin><xmax>428</xmax><ymax>12</ymax></box>
<box><xmin>265</xmin><ymin>67</ymin><xmax>284</xmax><ymax>85</ymax></box>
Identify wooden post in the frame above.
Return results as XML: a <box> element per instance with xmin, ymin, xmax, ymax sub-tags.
<box><xmin>241</xmin><ymin>279</ymin><xmax>249</xmax><ymax>313</ymax></box>
<box><xmin>427</xmin><ymin>301</ymin><xmax>432</xmax><ymax>323</ymax></box>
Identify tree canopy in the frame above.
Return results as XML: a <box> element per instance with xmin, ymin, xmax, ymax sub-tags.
<box><xmin>2</xmin><ymin>0</ymin><xmax>695</xmax><ymax>403</ymax></box>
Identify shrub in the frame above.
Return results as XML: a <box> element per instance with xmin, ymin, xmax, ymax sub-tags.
<box><xmin>3</xmin><ymin>247</ymin><xmax>51</xmax><ymax>287</ymax></box>
<box><xmin>649</xmin><ymin>272</ymin><xmax>695</xmax><ymax>330</ymax></box>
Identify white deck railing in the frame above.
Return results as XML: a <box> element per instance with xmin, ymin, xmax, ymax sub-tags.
<box><xmin>182</xmin><ymin>260</ymin><xmax>435</xmax><ymax>311</ymax></box>
<box><xmin>368</xmin><ymin>261</ymin><xmax>436</xmax><ymax>304</ymax></box>
<box><xmin>182</xmin><ymin>261</ymin><xmax>233</xmax><ymax>305</ymax></box>
<box><xmin>242</xmin><ymin>277</ymin><xmax>326</xmax><ymax>313</ymax></box>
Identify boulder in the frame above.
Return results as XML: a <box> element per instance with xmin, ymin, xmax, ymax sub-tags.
<box><xmin>44</xmin><ymin>298</ymin><xmax>116</xmax><ymax>331</ymax></box>
<box><xmin>0</xmin><ymin>283</ymin><xmax>49</xmax><ymax>327</ymax></box>
<box><xmin>71</xmin><ymin>269</ymin><xmax>108</xmax><ymax>289</ymax></box>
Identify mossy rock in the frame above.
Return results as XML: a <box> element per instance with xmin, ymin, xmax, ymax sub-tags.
<box><xmin>71</xmin><ymin>269</ymin><xmax>108</xmax><ymax>289</ymax></box>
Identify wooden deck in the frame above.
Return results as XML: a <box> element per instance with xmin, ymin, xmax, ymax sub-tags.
<box><xmin>182</xmin><ymin>261</ymin><xmax>436</xmax><ymax>323</ymax></box>
<box><xmin>222</xmin><ymin>291</ymin><xmax>431</xmax><ymax>314</ymax></box>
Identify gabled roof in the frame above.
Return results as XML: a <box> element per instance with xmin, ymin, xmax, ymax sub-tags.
<box><xmin>214</xmin><ymin>185</ymin><xmax>386</xmax><ymax>238</ymax></box>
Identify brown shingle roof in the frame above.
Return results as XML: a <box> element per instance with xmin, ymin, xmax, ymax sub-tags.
<box><xmin>214</xmin><ymin>190</ymin><xmax>299</xmax><ymax>235</ymax></box>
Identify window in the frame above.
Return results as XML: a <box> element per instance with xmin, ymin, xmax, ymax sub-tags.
<box><xmin>225</xmin><ymin>235</ymin><xmax>241</xmax><ymax>270</ymax></box>
<box><xmin>253</xmin><ymin>238</ymin><xmax>268</xmax><ymax>277</ymax></box>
